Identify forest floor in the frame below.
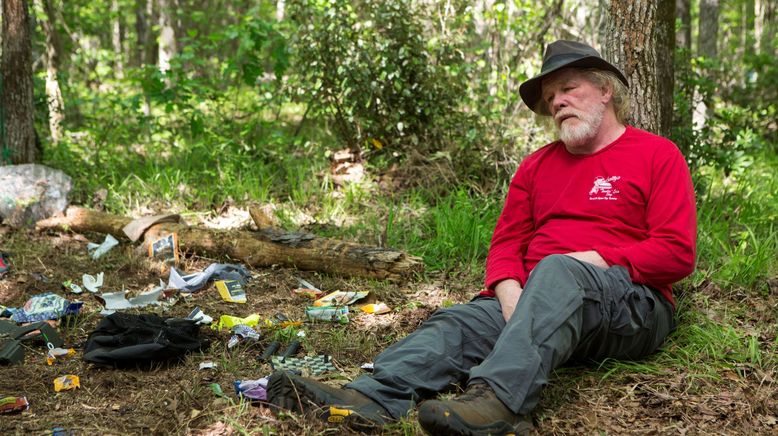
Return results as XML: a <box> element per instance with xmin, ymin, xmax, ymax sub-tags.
<box><xmin>0</xmin><ymin>212</ymin><xmax>776</xmax><ymax>435</ymax></box>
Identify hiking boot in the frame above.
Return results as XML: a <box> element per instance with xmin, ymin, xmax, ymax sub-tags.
<box><xmin>266</xmin><ymin>370</ymin><xmax>392</xmax><ymax>431</ymax></box>
<box><xmin>418</xmin><ymin>381</ymin><xmax>533</xmax><ymax>436</ymax></box>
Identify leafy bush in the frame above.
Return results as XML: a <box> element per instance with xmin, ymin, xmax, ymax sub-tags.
<box><xmin>286</xmin><ymin>0</ymin><xmax>476</xmax><ymax>156</ymax></box>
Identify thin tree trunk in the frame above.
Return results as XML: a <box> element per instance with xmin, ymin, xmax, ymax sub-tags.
<box><xmin>157</xmin><ymin>0</ymin><xmax>176</xmax><ymax>74</ymax></box>
<box><xmin>656</xmin><ymin>0</ymin><xmax>675</xmax><ymax>137</ymax></box>
<box><xmin>2</xmin><ymin>0</ymin><xmax>40</xmax><ymax>164</ymax></box>
<box><xmin>37</xmin><ymin>0</ymin><xmax>66</xmax><ymax>144</ymax></box>
<box><xmin>276</xmin><ymin>0</ymin><xmax>285</xmax><ymax>21</ymax></box>
<box><xmin>111</xmin><ymin>0</ymin><xmax>124</xmax><ymax>78</ymax></box>
<box><xmin>756</xmin><ymin>0</ymin><xmax>776</xmax><ymax>57</ymax></box>
<box><xmin>605</xmin><ymin>0</ymin><xmax>674</xmax><ymax>136</ymax></box>
<box><xmin>694</xmin><ymin>0</ymin><xmax>719</xmax><ymax>129</ymax></box>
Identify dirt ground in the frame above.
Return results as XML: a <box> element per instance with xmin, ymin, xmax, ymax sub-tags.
<box><xmin>1</xmin><ymin>223</ymin><xmax>776</xmax><ymax>435</ymax></box>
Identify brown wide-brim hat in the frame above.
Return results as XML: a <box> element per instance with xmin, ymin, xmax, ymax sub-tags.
<box><xmin>519</xmin><ymin>40</ymin><xmax>629</xmax><ymax>115</ymax></box>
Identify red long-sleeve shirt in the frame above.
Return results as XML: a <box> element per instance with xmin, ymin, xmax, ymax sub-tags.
<box><xmin>482</xmin><ymin>126</ymin><xmax>697</xmax><ymax>306</ymax></box>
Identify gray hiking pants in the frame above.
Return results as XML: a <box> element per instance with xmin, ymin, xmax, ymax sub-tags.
<box><xmin>347</xmin><ymin>254</ymin><xmax>675</xmax><ymax>418</ymax></box>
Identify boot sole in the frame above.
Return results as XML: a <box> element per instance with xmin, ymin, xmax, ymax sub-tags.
<box><xmin>419</xmin><ymin>401</ymin><xmax>531</xmax><ymax>436</ymax></box>
<box><xmin>266</xmin><ymin>371</ymin><xmax>386</xmax><ymax>433</ymax></box>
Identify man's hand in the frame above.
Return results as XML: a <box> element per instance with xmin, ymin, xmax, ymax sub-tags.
<box><xmin>494</xmin><ymin>279</ymin><xmax>523</xmax><ymax>322</ymax></box>
<box><xmin>564</xmin><ymin>250</ymin><xmax>609</xmax><ymax>268</ymax></box>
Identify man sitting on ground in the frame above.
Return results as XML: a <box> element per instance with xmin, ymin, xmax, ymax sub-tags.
<box><xmin>267</xmin><ymin>39</ymin><xmax>697</xmax><ymax>436</ymax></box>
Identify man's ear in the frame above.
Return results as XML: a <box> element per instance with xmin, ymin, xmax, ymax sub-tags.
<box><xmin>600</xmin><ymin>82</ymin><xmax>614</xmax><ymax>104</ymax></box>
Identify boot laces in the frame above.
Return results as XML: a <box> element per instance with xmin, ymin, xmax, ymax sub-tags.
<box><xmin>457</xmin><ymin>382</ymin><xmax>492</xmax><ymax>403</ymax></box>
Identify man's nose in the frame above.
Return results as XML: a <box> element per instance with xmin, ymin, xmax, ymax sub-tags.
<box><xmin>551</xmin><ymin>94</ymin><xmax>567</xmax><ymax>114</ymax></box>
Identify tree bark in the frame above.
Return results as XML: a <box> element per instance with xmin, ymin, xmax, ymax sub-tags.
<box><xmin>157</xmin><ymin>0</ymin><xmax>176</xmax><ymax>73</ymax></box>
<box><xmin>111</xmin><ymin>0</ymin><xmax>125</xmax><ymax>78</ymax></box>
<box><xmin>37</xmin><ymin>0</ymin><xmax>66</xmax><ymax>144</ymax></box>
<box><xmin>1</xmin><ymin>0</ymin><xmax>40</xmax><ymax>164</ymax></box>
<box><xmin>36</xmin><ymin>207</ymin><xmax>423</xmax><ymax>281</ymax></box>
<box><xmin>756</xmin><ymin>0</ymin><xmax>776</xmax><ymax>57</ymax></box>
<box><xmin>655</xmin><ymin>0</ymin><xmax>675</xmax><ymax>138</ymax></box>
<box><xmin>604</xmin><ymin>0</ymin><xmax>674</xmax><ymax>136</ymax></box>
<box><xmin>676</xmin><ymin>0</ymin><xmax>691</xmax><ymax>53</ymax></box>
<box><xmin>694</xmin><ymin>0</ymin><xmax>718</xmax><ymax>129</ymax></box>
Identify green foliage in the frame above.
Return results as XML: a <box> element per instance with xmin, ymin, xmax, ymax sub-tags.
<box><xmin>286</xmin><ymin>0</ymin><xmax>476</xmax><ymax>155</ymax></box>
<box><xmin>691</xmin><ymin>152</ymin><xmax>778</xmax><ymax>292</ymax></box>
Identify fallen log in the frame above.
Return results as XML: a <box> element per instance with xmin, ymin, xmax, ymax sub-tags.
<box><xmin>36</xmin><ymin>206</ymin><xmax>423</xmax><ymax>281</ymax></box>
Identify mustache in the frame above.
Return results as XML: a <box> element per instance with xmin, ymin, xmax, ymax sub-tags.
<box><xmin>554</xmin><ymin>110</ymin><xmax>580</xmax><ymax>123</ymax></box>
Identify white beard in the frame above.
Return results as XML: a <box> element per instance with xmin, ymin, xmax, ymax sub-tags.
<box><xmin>555</xmin><ymin>102</ymin><xmax>605</xmax><ymax>148</ymax></box>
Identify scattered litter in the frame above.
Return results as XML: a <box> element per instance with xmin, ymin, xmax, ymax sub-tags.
<box><xmin>216</xmin><ymin>280</ymin><xmax>246</xmax><ymax>304</ymax></box>
<box><xmin>123</xmin><ymin>214</ymin><xmax>181</xmax><ymax>242</ymax></box>
<box><xmin>82</xmin><ymin>272</ymin><xmax>104</xmax><ymax>293</ymax></box>
<box><xmin>187</xmin><ymin>307</ymin><xmax>213</xmax><ymax>325</ymax></box>
<box><xmin>47</xmin><ymin>347</ymin><xmax>76</xmax><ymax>365</ymax></box>
<box><xmin>11</xmin><ymin>293</ymin><xmax>82</xmax><ymax>323</ymax></box>
<box><xmin>259</xmin><ymin>341</ymin><xmax>281</xmax><ymax>362</ymax></box>
<box><xmin>313</xmin><ymin>290</ymin><xmax>369</xmax><ymax>307</ymax></box>
<box><xmin>279</xmin><ymin>340</ymin><xmax>301</xmax><ymax>361</ymax></box>
<box><xmin>0</xmin><ymin>164</ymin><xmax>72</xmax><ymax>228</ymax></box>
<box><xmin>292</xmin><ymin>288</ymin><xmax>324</xmax><ymax>299</ymax></box>
<box><xmin>209</xmin><ymin>383</ymin><xmax>226</xmax><ymax>398</ymax></box>
<box><xmin>0</xmin><ymin>320</ymin><xmax>64</xmax><ymax>365</ymax></box>
<box><xmin>0</xmin><ymin>253</ymin><xmax>11</xmax><ymax>277</ymax></box>
<box><xmin>0</xmin><ymin>396</ymin><xmax>29</xmax><ymax>414</ymax></box>
<box><xmin>263</xmin><ymin>313</ymin><xmax>301</xmax><ymax>329</ymax></box>
<box><xmin>227</xmin><ymin>324</ymin><xmax>260</xmax><ymax>349</ymax></box>
<box><xmin>360</xmin><ymin>303</ymin><xmax>391</xmax><ymax>314</ymax></box>
<box><xmin>199</xmin><ymin>361</ymin><xmax>218</xmax><ymax>371</ymax></box>
<box><xmin>31</xmin><ymin>272</ymin><xmax>50</xmax><ymax>283</ymax></box>
<box><xmin>96</xmin><ymin>283</ymin><xmax>167</xmax><ymax>315</ymax></box>
<box><xmin>63</xmin><ymin>280</ymin><xmax>83</xmax><ymax>294</ymax></box>
<box><xmin>306</xmin><ymin>306</ymin><xmax>349</xmax><ymax>324</ymax></box>
<box><xmin>148</xmin><ymin>233</ymin><xmax>179</xmax><ymax>265</ymax></box>
<box><xmin>214</xmin><ymin>314</ymin><xmax>260</xmax><ymax>330</ymax></box>
<box><xmin>53</xmin><ymin>375</ymin><xmax>80</xmax><ymax>392</ymax></box>
<box><xmin>83</xmin><ymin>312</ymin><xmax>206</xmax><ymax>366</ymax></box>
<box><xmin>234</xmin><ymin>377</ymin><xmax>269</xmax><ymax>401</ymax></box>
<box><xmin>168</xmin><ymin>263</ymin><xmax>251</xmax><ymax>293</ymax></box>
<box><xmin>360</xmin><ymin>362</ymin><xmax>374</xmax><ymax>372</ymax></box>
<box><xmin>296</xmin><ymin>277</ymin><xmax>321</xmax><ymax>292</ymax></box>
<box><xmin>87</xmin><ymin>234</ymin><xmax>119</xmax><ymax>260</ymax></box>
<box><xmin>271</xmin><ymin>354</ymin><xmax>337</xmax><ymax>375</ymax></box>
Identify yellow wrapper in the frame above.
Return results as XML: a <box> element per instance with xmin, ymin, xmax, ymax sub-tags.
<box><xmin>53</xmin><ymin>375</ymin><xmax>80</xmax><ymax>392</ymax></box>
<box><xmin>359</xmin><ymin>303</ymin><xmax>391</xmax><ymax>314</ymax></box>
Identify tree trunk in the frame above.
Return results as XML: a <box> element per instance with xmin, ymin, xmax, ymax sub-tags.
<box><xmin>37</xmin><ymin>0</ymin><xmax>66</xmax><ymax>144</ymax></box>
<box><xmin>604</xmin><ymin>0</ymin><xmax>674</xmax><ymax>136</ymax></box>
<box><xmin>676</xmin><ymin>0</ymin><xmax>691</xmax><ymax>53</ymax></box>
<box><xmin>157</xmin><ymin>0</ymin><xmax>176</xmax><ymax>73</ymax></box>
<box><xmin>694</xmin><ymin>0</ymin><xmax>718</xmax><ymax>129</ymax></box>
<box><xmin>276</xmin><ymin>0</ymin><xmax>286</xmax><ymax>21</ymax></box>
<box><xmin>36</xmin><ymin>207</ymin><xmax>423</xmax><ymax>281</ymax></box>
<box><xmin>1</xmin><ymin>0</ymin><xmax>40</xmax><ymax>164</ymax></box>
<box><xmin>111</xmin><ymin>0</ymin><xmax>125</xmax><ymax>78</ymax></box>
<box><xmin>756</xmin><ymin>0</ymin><xmax>776</xmax><ymax>57</ymax></box>
<box><xmin>655</xmin><ymin>0</ymin><xmax>675</xmax><ymax>138</ymax></box>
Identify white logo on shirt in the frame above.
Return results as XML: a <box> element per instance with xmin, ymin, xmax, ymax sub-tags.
<box><xmin>589</xmin><ymin>176</ymin><xmax>621</xmax><ymax>200</ymax></box>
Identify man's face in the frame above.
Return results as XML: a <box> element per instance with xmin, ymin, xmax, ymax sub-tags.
<box><xmin>540</xmin><ymin>68</ymin><xmax>610</xmax><ymax>149</ymax></box>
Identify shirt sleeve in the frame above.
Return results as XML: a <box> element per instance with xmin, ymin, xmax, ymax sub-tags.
<box><xmin>595</xmin><ymin>144</ymin><xmax>697</xmax><ymax>286</ymax></box>
<box><xmin>484</xmin><ymin>163</ymin><xmax>535</xmax><ymax>290</ymax></box>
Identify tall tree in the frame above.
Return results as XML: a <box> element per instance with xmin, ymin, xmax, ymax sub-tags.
<box><xmin>2</xmin><ymin>0</ymin><xmax>40</xmax><ymax>163</ymax></box>
<box><xmin>604</xmin><ymin>0</ymin><xmax>675</xmax><ymax>137</ymax></box>
<box><xmin>111</xmin><ymin>0</ymin><xmax>125</xmax><ymax>77</ymax></box>
<box><xmin>756</xmin><ymin>0</ymin><xmax>776</xmax><ymax>57</ymax></box>
<box><xmin>36</xmin><ymin>0</ymin><xmax>66</xmax><ymax>144</ymax></box>
<box><xmin>695</xmin><ymin>0</ymin><xmax>719</xmax><ymax>128</ymax></box>
<box><xmin>157</xmin><ymin>0</ymin><xmax>176</xmax><ymax>73</ymax></box>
